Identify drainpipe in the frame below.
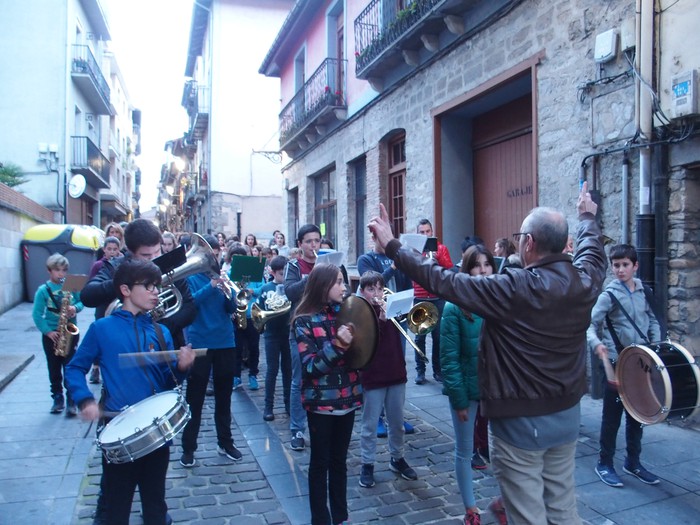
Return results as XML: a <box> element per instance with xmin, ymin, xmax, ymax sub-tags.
<box><xmin>636</xmin><ymin>0</ymin><xmax>655</xmax><ymax>285</ymax></box>
<box><xmin>622</xmin><ymin>152</ymin><xmax>629</xmax><ymax>243</ymax></box>
<box><xmin>654</xmin><ymin>144</ymin><xmax>669</xmax><ymax>337</ymax></box>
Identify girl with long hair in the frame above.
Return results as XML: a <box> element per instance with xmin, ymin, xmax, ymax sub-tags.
<box><xmin>440</xmin><ymin>245</ymin><xmax>497</xmax><ymax>525</ymax></box>
<box><xmin>292</xmin><ymin>264</ymin><xmax>363</xmax><ymax>525</ymax></box>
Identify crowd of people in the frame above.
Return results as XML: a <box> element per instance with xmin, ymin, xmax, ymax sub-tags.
<box><xmin>29</xmin><ymin>181</ymin><xmax>667</xmax><ymax>525</ymax></box>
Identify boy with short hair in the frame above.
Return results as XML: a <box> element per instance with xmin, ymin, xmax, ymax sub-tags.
<box><xmin>358</xmin><ymin>271</ymin><xmax>417</xmax><ymax>488</ymax></box>
<box><xmin>257</xmin><ymin>255</ymin><xmax>291</xmax><ymax>421</ymax></box>
<box><xmin>32</xmin><ymin>253</ymin><xmax>84</xmax><ymax>415</ymax></box>
<box><xmin>587</xmin><ymin>244</ymin><xmax>661</xmax><ymax>488</ymax></box>
<box><xmin>65</xmin><ymin>259</ymin><xmax>195</xmax><ymax>523</ymax></box>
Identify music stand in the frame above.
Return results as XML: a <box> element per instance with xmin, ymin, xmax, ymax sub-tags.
<box><xmin>153</xmin><ymin>246</ymin><xmax>187</xmax><ymax>274</ymax></box>
<box><xmin>230</xmin><ymin>256</ymin><xmax>265</xmax><ymax>284</ymax></box>
<box><xmin>62</xmin><ymin>274</ymin><xmax>88</xmax><ymax>293</ymax></box>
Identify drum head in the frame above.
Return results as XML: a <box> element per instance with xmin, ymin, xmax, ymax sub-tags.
<box><xmin>336</xmin><ymin>295</ymin><xmax>378</xmax><ymax>369</ymax></box>
<box><xmin>100</xmin><ymin>391</ymin><xmax>180</xmax><ymax>444</ymax></box>
<box><xmin>617</xmin><ymin>344</ymin><xmax>671</xmax><ymax>425</ymax></box>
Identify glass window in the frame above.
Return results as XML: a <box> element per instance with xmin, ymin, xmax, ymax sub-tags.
<box><xmin>353</xmin><ymin>157</ymin><xmax>367</xmax><ymax>259</ymax></box>
<box><xmin>314</xmin><ymin>169</ymin><xmax>337</xmax><ymax>247</ymax></box>
<box><xmin>388</xmin><ymin>134</ymin><xmax>406</xmax><ymax>235</ymax></box>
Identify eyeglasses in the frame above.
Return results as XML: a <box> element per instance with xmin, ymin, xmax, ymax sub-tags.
<box><xmin>512</xmin><ymin>232</ymin><xmax>535</xmax><ymax>242</ymax></box>
<box><xmin>134</xmin><ymin>283</ymin><xmax>160</xmax><ymax>293</ymax></box>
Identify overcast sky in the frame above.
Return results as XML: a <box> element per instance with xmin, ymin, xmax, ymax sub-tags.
<box><xmin>103</xmin><ymin>0</ymin><xmax>192</xmax><ymax>211</ymax></box>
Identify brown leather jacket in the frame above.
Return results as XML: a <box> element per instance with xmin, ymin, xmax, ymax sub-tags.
<box><xmin>386</xmin><ymin>213</ymin><xmax>606</xmax><ymax>418</ymax></box>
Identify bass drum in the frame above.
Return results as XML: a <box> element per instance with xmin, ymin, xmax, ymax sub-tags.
<box><xmin>616</xmin><ymin>341</ymin><xmax>700</xmax><ymax>425</ymax></box>
<box><xmin>98</xmin><ymin>391</ymin><xmax>190</xmax><ymax>463</ymax></box>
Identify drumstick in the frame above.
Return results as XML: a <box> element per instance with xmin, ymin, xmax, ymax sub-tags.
<box><xmin>602</xmin><ymin>355</ymin><xmax>618</xmax><ymax>387</ymax></box>
<box><xmin>118</xmin><ymin>348</ymin><xmax>209</xmax><ymax>365</ymax></box>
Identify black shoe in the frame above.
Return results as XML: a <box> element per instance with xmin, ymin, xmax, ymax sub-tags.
<box><xmin>359</xmin><ymin>463</ymin><xmax>375</xmax><ymax>488</ymax></box>
<box><xmin>217</xmin><ymin>444</ymin><xmax>243</xmax><ymax>461</ymax></box>
<box><xmin>66</xmin><ymin>402</ymin><xmax>78</xmax><ymax>417</ymax></box>
<box><xmin>390</xmin><ymin>457</ymin><xmax>418</xmax><ymax>480</ymax></box>
<box><xmin>478</xmin><ymin>447</ymin><xmax>490</xmax><ymax>462</ymax></box>
<box><xmin>50</xmin><ymin>395</ymin><xmax>64</xmax><ymax>414</ymax></box>
<box><xmin>263</xmin><ymin>411</ymin><xmax>275</xmax><ymax>421</ymax></box>
<box><xmin>179</xmin><ymin>451</ymin><xmax>196</xmax><ymax>468</ymax></box>
<box><xmin>433</xmin><ymin>373</ymin><xmax>443</xmax><ymax>383</ymax></box>
<box><xmin>414</xmin><ymin>371</ymin><xmax>426</xmax><ymax>385</ymax></box>
<box><xmin>471</xmin><ymin>452</ymin><xmax>487</xmax><ymax>470</ymax></box>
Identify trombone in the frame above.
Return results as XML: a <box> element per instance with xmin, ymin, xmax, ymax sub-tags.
<box><xmin>374</xmin><ymin>288</ymin><xmax>439</xmax><ymax>360</ymax></box>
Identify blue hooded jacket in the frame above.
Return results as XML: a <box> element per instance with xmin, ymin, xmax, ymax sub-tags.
<box><xmin>65</xmin><ymin>309</ymin><xmax>186</xmax><ymax>412</ymax></box>
<box><xmin>186</xmin><ymin>273</ymin><xmax>236</xmax><ymax>348</ymax></box>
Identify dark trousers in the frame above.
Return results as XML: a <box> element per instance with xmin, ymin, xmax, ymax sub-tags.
<box><xmin>182</xmin><ymin>348</ymin><xmax>235</xmax><ymax>452</ymax></box>
<box><xmin>473</xmin><ymin>404</ymin><xmax>489</xmax><ymax>453</ymax></box>
<box><xmin>414</xmin><ymin>297</ymin><xmax>445</xmax><ymax>375</ymax></box>
<box><xmin>307</xmin><ymin>410</ymin><xmax>356</xmax><ymax>525</ymax></box>
<box><xmin>599</xmin><ymin>381</ymin><xmax>643</xmax><ymax>466</ymax></box>
<box><xmin>41</xmin><ymin>334</ymin><xmax>77</xmax><ymax>399</ymax></box>
<box><xmin>102</xmin><ymin>445</ymin><xmax>170</xmax><ymax>525</ymax></box>
<box><xmin>234</xmin><ymin>322</ymin><xmax>260</xmax><ymax>377</ymax></box>
<box><xmin>263</xmin><ymin>334</ymin><xmax>291</xmax><ymax>413</ymax></box>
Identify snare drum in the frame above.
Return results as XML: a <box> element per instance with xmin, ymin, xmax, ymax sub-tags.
<box><xmin>616</xmin><ymin>341</ymin><xmax>700</xmax><ymax>425</ymax></box>
<box><xmin>98</xmin><ymin>391</ymin><xmax>190</xmax><ymax>464</ymax></box>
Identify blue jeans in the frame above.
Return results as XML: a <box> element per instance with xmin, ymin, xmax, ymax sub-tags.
<box><xmin>450</xmin><ymin>400</ymin><xmax>479</xmax><ymax>509</ymax></box>
<box><xmin>289</xmin><ymin>334</ymin><xmax>307</xmax><ymax>435</ymax></box>
<box><xmin>264</xmin><ymin>334</ymin><xmax>291</xmax><ymax>413</ymax></box>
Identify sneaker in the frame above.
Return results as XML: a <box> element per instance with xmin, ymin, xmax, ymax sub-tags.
<box><xmin>377</xmin><ymin>417</ymin><xmax>388</xmax><ymax>438</ymax></box>
<box><xmin>50</xmin><ymin>395</ymin><xmax>64</xmax><ymax>414</ymax></box>
<box><xmin>233</xmin><ymin>377</ymin><xmax>242</xmax><ymax>390</ymax></box>
<box><xmin>595</xmin><ymin>463</ymin><xmax>624</xmax><ymax>487</ymax></box>
<box><xmin>179</xmin><ymin>451</ymin><xmax>196</xmax><ymax>467</ymax></box>
<box><xmin>478</xmin><ymin>447</ymin><xmax>490</xmax><ymax>462</ymax></box>
<box><xmin>403</xmin><ymin>420</ymin><xmax>415</xmax><ymax>434</ymax></box>
<box><xmin>465</xmin><ymin>509</ymin><xmax>482</xmax><ymax>525</ymax></box>
<box><xmin>248</xmin><ymin>375</ymin><xmax>259</xmax><ymax>390</ymax></box>
<box><xmin>415</xmin><ymin>371</ymin><xmax>426</xmax><ymax>385</ymax></box>
<box><xmin>471</xmin><ymin>452</ymin><xmax>487</xmax><ymax>470</ymax></box>
<box><xmin>263</xmin><ymin>411</ymin><xmax>275</xmax><ymax>421</ymax></box>
<box><xmin>89</xmin><ymin>367</ymin><xmax>101</xmax><ymax>384</ymax></box>
<box><xmin>217</xmin><ymin>444</ymin><xmax>243</xmax><ymax>461</ymax></box>
<box><xmin>290</xmin><ymin>431</ymin><xmax>305</xmax><ymax>451</ymax></box>
<box><xmin>487</xmin><ymin>498</ymin><xmax>508</xmax><ymax>525</ymax></box>
<box><xmin>390</xmin><ymin>457</ymin><xmax>418</xmax><ymax>480</ymax></box>
<box><xmin>623</xmin><ymin>462</ymin><xmax>660</xmax><ymax>485</ymax></box>
<box><xmin>359</xmin><ymin>463</ymin><xmax>375</xmax><ymax>488</ymax></box>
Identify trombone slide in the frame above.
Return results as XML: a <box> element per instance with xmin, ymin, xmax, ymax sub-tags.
<box><xmin>389</xmin><ymin>317</ymin><xmax>428</xmax><ymax>361</ymax></box>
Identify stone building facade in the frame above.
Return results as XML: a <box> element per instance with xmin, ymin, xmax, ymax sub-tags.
<box><xmin>265</xmin><ymin>0</ymin><xmax>700</xmax><ymax>349</ymax></box>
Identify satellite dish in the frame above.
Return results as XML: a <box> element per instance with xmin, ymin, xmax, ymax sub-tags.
<box><xmin>68</xmin><ymin>174</ymin><xmax>86</xmax><ymax>198</ymax></box>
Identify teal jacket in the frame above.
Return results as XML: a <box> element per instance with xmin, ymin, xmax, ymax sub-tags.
<box><xmin>439</xmin><ymin>302</ymin><xmax>482</xmax><ymax>411</ymax></box>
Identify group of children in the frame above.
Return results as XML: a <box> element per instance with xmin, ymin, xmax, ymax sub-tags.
<box><xmin>31</xmin><ymin>217</ymin><xmax>665</xmax><ymax>525</ymax></box>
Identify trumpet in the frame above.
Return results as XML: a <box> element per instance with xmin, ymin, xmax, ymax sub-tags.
<box><xmin>373</xmin><ymin>288</ymin><xmax>439</xmax><ymax>359</ymax></box>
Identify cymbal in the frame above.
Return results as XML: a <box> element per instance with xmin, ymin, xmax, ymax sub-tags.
<box><xmin>336</xmin><ymin>295</ymin><xmax>378</xmax><ymax>369</ymax></box>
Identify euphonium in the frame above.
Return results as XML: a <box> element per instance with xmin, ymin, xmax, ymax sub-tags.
<box><xmin>55</xmin><ymin>289</ymin><xmax>79</xmax><ymax>357</ymax></box>
<box><xmin>229</xmin><ymin>280</ymin><xmax>252</xmax><ymax>330</ymax></box>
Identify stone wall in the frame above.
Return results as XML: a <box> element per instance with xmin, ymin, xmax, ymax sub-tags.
<box><xmin>280</xmin><ymin>0</ymin><xmax>700</xmax><ymax>339</ymax></box>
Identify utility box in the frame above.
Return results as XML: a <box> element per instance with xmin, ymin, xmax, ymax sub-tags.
<box><xmin>21</xmin><ymin>224</ymin><xmax>104</xmax><ymax>301</ymax></box>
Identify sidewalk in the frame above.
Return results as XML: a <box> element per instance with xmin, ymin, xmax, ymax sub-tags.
<box><xmin>2</xmin><ymin>301</ymin><xmax>700</xmax><ymax>524</ymax></box>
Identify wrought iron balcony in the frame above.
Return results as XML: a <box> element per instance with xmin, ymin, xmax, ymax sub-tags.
<box><xmin>71</xmin><ymin>45</ymin><xmax>112</xmax><ymax>115</ymax></box>
<box><xmin>183</xmin><ymin>81</ymin><xmax>210</xmax><ymax>141</ymax></box>
<box><xmin>279</xmin><ymin>58</ymin><xmax>348</xmax><ymax>153</ymax></box>
<box><xmin>70</xmin><ymin>136</ymin><xmax>110</xmax><ymax>189</ymax></box>
<box><xmin>354</xmin><ymin>0</ymin><xmax>513</xmax><ymax>86</ymax></box>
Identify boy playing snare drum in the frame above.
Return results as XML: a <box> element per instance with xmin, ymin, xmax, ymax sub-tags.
<box><xmin>587</xmin><ymin>244</ymin><xmax>661</xmax><ymax>488</ymax></box>
<box><xmin>65</xmin><ymin>259</ymin><xmax>194</xmax><ymax>524</ymax></box>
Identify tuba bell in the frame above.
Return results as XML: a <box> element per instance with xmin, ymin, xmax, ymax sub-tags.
<box><xmin>106</xmin><ymin>233</ymin><xmax>221</xmax><ymax>319</ymax></box>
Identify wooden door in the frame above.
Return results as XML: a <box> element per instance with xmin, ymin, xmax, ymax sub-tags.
<box><xmin>473</xmin><ymin>95</ymin><xmax>534</xmax><ymax>250</ymax></box>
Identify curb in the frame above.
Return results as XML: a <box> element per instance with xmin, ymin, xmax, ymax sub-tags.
<box><xmin>0</xmin><ymin>354</ymin><xmax>35</xmax><ymax>393</ymax></box>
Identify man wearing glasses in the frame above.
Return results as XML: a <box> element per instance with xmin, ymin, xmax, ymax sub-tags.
<box><xmin>369</xmin><ymin>183</ymin><xmax>605</xmax><ymax>525</ymax></box>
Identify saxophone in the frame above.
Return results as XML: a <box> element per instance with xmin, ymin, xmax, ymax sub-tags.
<box><xmin>55</xmin><ymin>290</ymin><xmax>79</xmax><ymax>357</ymax></box>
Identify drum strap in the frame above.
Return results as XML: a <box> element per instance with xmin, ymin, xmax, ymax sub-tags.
<box><xmin>152</xmin><ymin>319</ymin><xmax>180</xmax><ymax>387</ymax></box>
<box><xmin>605</xmin><ymin>291</ymin><xmax>650</xmax><ymax>349</ymax></box>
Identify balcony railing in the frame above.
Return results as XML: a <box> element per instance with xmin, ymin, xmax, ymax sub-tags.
<box><xmin>71</xmin><ymin>135</ymin><xmax>110</xmax><ymax>188</ymax></box>
<box><xmin>279</xmin><ymin>58</ymin><xmax>347</xmax><ymax>148</ymax></box>
<box><xmin>184</xmin><ymin>83</ymin><xmax>209</xmax><ymax>140</ymax></box>
<box><xmin>71</xmin><ymin>45</ymin><xmax>111</xmax><ymax>114</ymax></box>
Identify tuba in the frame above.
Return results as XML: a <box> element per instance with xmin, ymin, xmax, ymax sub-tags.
<box><xmin>106</xmin><ymin>233</ymin><xmax>221</xmax><ymax>319</ymax></box>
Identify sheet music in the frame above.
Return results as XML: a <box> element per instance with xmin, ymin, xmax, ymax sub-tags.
<box><xmin>399</xmin><ymin>233</ymin><xmax>427</xmax><ymax>253</ymax></box>
<box><xmin>385</xmin><ymin>289</ymin><xmax>414</xmax><ymax>319</ymax></box>
<box><xmin>316</xmin><ymin>250</ymin><xmax>344</xmax><ymax>267</ymax></box>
